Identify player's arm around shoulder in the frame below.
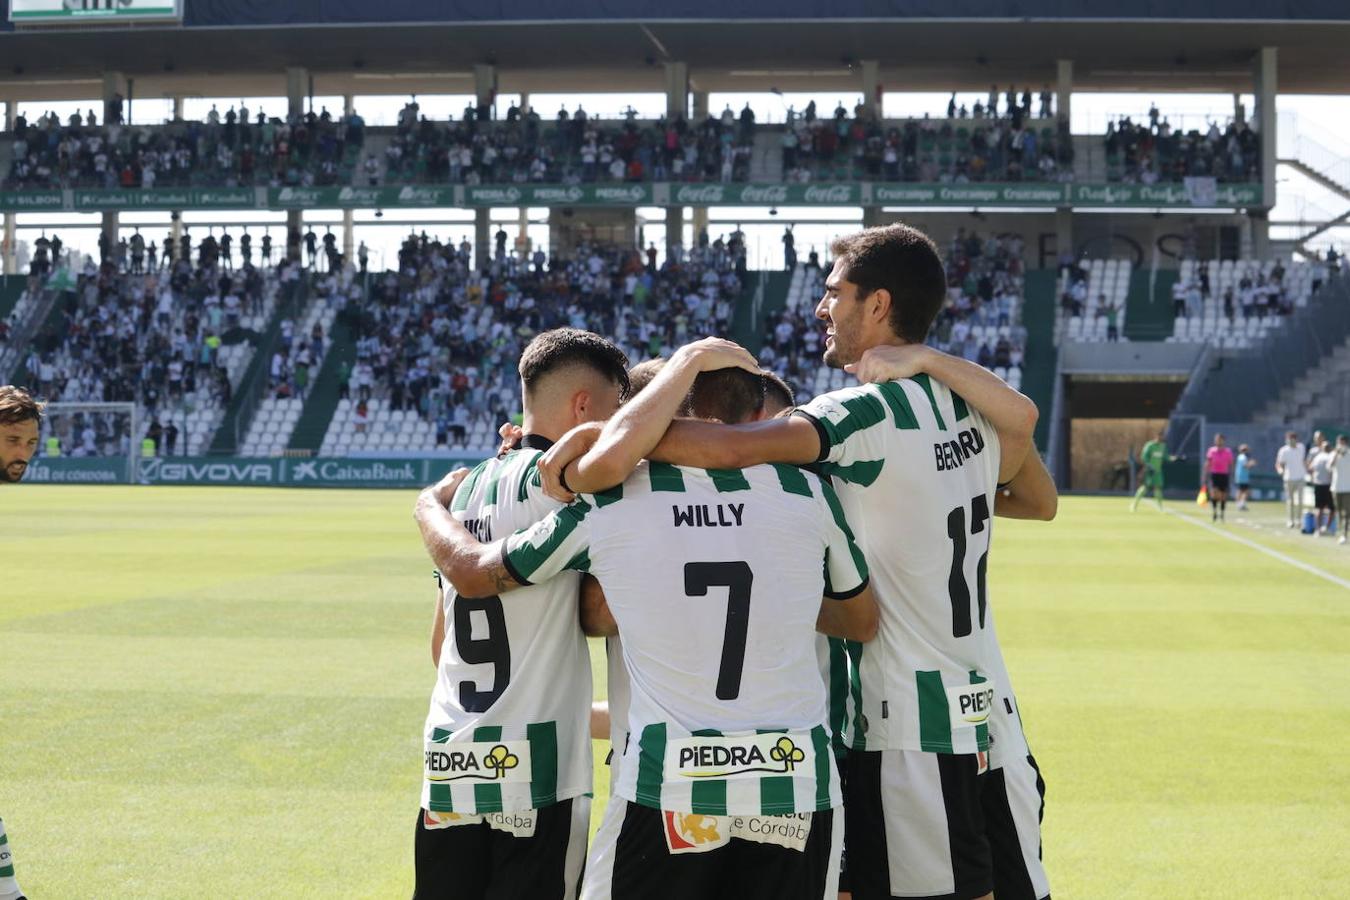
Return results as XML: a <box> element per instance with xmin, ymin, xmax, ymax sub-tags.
<box><xmin>848</xmin><ymin>343</ymin><xmax>1038</xmax><ymax>483</ymax></box>
<box><xmin>994</xmin><ymin>446</ymin><xmax>1057</xmax><ymax>521</ymax></box>
<box><xmin>413</xmin><ymin>468</ymin><xmax>523</xmax><ymax>599</ymax></box>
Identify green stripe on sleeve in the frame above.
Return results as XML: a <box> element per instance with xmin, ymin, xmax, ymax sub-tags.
<box><xmin>504</xmin><ymin>499</ymin><xmax>592</xmax><ymax>582</ymax></box>
<box><xmin>773</xmin><ymin>463</ymin><xmax>813</xmax><ymax>497</ymax></box>
<box><xmin>707</xmin><ymin>467</ymin><xmax>751</xmax><ymax>492</ymax></box>
<box><xmin>689</xmin><ymin>729</ymin><xmax>728</xmax><ymax>815</ymax></box>
<box><xmin>917</xmin><ymin>670</ymin><xmax>954</xmax><ymax>754</ymax></box>
<box><xmin>819</xmin><ymin>458</ymin><xmax>884</xmax><ymax>487</ymax></box>
<box><xmin>826</xmin><ymin>390</ymin><xmax>888</xmax><ymax>445</ymax></box>
<box><xmin>970</xmin><ymin>671</ymin><xmax>990</xmax><ymax>750</ymax></box>
<box><xmin>952</xmin><ymin>391</ymin><xmax>970</xmax><ymax>421</ymax></box>
<box><xmin>472</xmin><ymin>725</ymin><xmax>505</xmax><ymax>812</ymax></box>
<box><xmin>528</xmin><ymin>721</ymin><xmax>559</xmax><ymax>807</ymax></box>
<box><xmin>911</xmin><ymin>374</ymin><xmax>949</xmax><ymax>430</ymax></box>
<box><xmin>827</xmin><ymin>638</ymin><xmax>849</xmax><ymax>751</ymax></box>
<box><xmin>593</xmin><ymin>483</ymin><xmax>624</xmax><ymax>507</ymax></box>
<box><xmin>450</xmin><ymin>460</ymin><xmax>489</xmax><ymax>512</ymax></box>
<box><xmin>564</xmin><ymin>548</ymin><xmax>591</xmax><ymax>573</ymax></box>
<box><xmin>819</xmin><ymin>479</ymin><xmax>869</xmax><ymax>579</ymax></box>
<box><xmin>811</xmin><ymin>724</ymin><xmax>833</xmax><ymax>810</ymax></box>
<box><xmin>648</xmin><ymin>462</ymin><xmax>686</xmax><ymax>492</ymax></box>
<box><xmin>0</xmin><ymin>865</ymin><xmax>14</xmax><ymax>878</ymax></box>
<box><xmin>635</xmin><ymin>723</ymin><xmax>667</xmax><ymax>808</ymax></box>
<box><xmin>875</xmin><ymin>381</ymin><xmax>921</xmax><ymax>430</ymax></box>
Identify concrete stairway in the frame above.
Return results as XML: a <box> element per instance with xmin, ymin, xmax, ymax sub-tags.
<box><xmin>1254</xmin><ymin>333</ymin><xmax>1350</xmax><ymax>426</ymax></box>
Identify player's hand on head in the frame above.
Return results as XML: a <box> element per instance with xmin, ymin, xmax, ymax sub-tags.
<box><xmin>496</xmin><ymin>422</ymin><xmax>523</xmax><ymax>457</ymax></box>
<box><xmin>845</xmin><ymin>344</ymin><xmax>934</xmax><ymax>383</ymax></box>
<box><xmin>538</xmin><ymin>422</ymin><xmax>603</xmax><ymax>503</ymax></box>
<box><xmin>680</xmin><ymin>336</ymin><xmax>761</xmax><ymax>374</ymax></box>
<box><xmin>427</xmin><ymin>467</ymin><xmax>471</xmax><ymax>509</ymax></box>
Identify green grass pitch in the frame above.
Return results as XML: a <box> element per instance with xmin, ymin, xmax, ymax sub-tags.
<box><xmin>3</xmin><ymin>487</ymin><xmax>1348</xmax><ymax>897</ymax></box>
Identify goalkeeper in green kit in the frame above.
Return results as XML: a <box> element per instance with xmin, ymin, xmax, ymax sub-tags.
<box><xmin>1131</xmin><ymin>430</ymin><xmax>1174</xmax><ymax>511</ymax></box>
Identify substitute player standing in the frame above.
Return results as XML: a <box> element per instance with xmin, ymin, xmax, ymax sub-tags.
<box><xmin>1275</xmin><ymin>432</ymin><xmax>1309</xmax><ymax>528</ymax></box>
<box><xmin>420</xmin><ymin>352</ymin><xmax>880</xmax><ymax>900</ymax></box>
<box><xmin>408</xmin><ymin>329</ymin><xmax>630</xmax><ymax>900</ymax></box>
<box><xmin>544</xmin><ymin>224</ymin><xmax>1056</xmax><ymax>900</ymax></box>
<box><xmin>0</xmin><ymin>384</ymin><xmax>41</xmax><ymax>900</ymax></box>
<box><xmin>1130</xmin><ymin>430</ymin><xmax>1172</xmax><ymax>512</ymax></box>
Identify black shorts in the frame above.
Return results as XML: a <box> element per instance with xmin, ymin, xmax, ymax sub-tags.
<box><xmin>1314</xmin><ymin>484</ymin><xmax>1335</xmax><ymax>510</ymax></box>
<box><xmin>845</xmin><ymin>749</ymin><xmax>1047</xmax><ymax>900</ymax></box>
<box><xmin>1209</xmin><ymin>473</ymin><xmax>1231</xmax><ymax>493</ymax></box>
<box><xmin>412</xmin><ymin>798</ymin><xmax>588</xmax><ymax>900</ymax></box>
<box><xmin>587</xmin><ymin>800</ymin><xmax>839</xmax><ymax>900</ymax></box>
<box><xmin>1235</xmin><ymin>482</ymin><xmax>1250</xmax><ymax>492</ymax></box>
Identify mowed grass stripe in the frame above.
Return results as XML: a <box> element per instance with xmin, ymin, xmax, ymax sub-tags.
<box><xmin>1</xmin><ymin>488</ymin><xmax>1347</xmax><ymax>898</ymax></box>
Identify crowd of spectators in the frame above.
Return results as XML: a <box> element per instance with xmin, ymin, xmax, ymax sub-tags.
<box><xmin>761</xmin><ymin>227</ymin><xmax>1027</xmax><ymax>401</ymax></box>
<box><xmin>1171</xmin><ymin>259</ymin><xmax>1293</xmax><ymax>319</ymax></box>
<box><xmin>374</xmin><ymin>97</ymin><xmax>753</xmax><ymax>185</ymax></box>
<box><xmin>21</xmin><ymin>253</ymin><xmax>292</xmax><ymax>441</ymax></box>
<box><xmin>341</xmin><ymin>229</ymin><xmax>748</xmax><ymax>441</ymax></box>
<box><xmin>1105</xmin><ymin>109</ymin><xmax>1259</xmax><ymax>183</ymax></box>
<box><xmin>3</xmin><ymin>104</ymin><xmax>364</xmax><ymax>191</ymax></box>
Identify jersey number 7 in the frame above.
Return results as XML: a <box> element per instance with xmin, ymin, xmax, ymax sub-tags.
<box><xmin>946</xmin><ymin>494</ymin><xmax>990</xmax><ymax>638</ymax></box>
<box><xmin>684</xmin><ymin>561</ymin><xmax>752</xmax><ymax>701</ymax></box>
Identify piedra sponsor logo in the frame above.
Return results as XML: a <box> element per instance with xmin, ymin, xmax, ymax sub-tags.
<box><xmin>467</xmin><ymin>186</ymin><xmax>523</xmax><ymax>204</ymax></box>
<box><xmin>1138</xmin><ymin>186</ymin><xmax>1188</xmax><ymax>204</ymax></box>
<box><xmin>141</xmin><ymin>458</ymin><xmax>276</xmax><ymax>484</ymax></box>
<box><xmin>669</xmin><ymin>734</ymin><xmax>807</xmax><ymax>780</ymax></box>
<box><xmin>291</xmin><ymin>460</ymin><xmax>419</xmax><ymax>483</ymax></box>
<box><xmin>338</xmin><ymin>186</ymin><xmax>383</xmax><ymax>205</ymax></box>
<box><xmin>1073</xmin><ymin>185</ymin><xmax>1136</xmax><ymax>204</ymax></box>
<box><xmin>276</xmin><ymin>187</ymin><xmax>323</xmax><ymax>206</ymax></box>
<box><xmin>675</xmin><ymin>184</ymin><xmax>726</xmax><ymax>204</ymax></box>
<box><xmin>398</xmin><ymin>185</ymin><xmax>450</xmax><ymax>205</ymax></box>
<box><xmin>803</xmin><ymin>184</ymin><xmax>855</xmax><ymax>203</ymax></box>
<box><xmin>736</xmin><ymin>184</ymin><xmax>788</xmax><ymax>204</ymax></box>
<box><xmin>592</xmin><ymin>185</ymin><xmax>648</xmax><ymax>203</ymax></box>
<box><xmin>947</xmin><ymin>681</ymin><xmax>996</xmax><ymax>726</ymax></box>
<box><xmin>425</xmin><ymin>743</ymin><xmax>523</xmax><ymax>782</ymax></box>
<box><xmin>530</xmin><ymin>185</ymin><xmax>585</xmax><ymax>203</ymax></box>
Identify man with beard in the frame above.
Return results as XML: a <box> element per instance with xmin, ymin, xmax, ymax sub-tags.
<box><xmin>0</xmin><ymin>385</ymin><xmax>40</xmax><ymax>900</ymax></box>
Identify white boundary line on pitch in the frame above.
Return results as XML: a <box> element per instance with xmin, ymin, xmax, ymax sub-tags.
<box><xmin>1165</xmin><ymin>508</ymin><xmax>1350</xmax><ymax>592</ymax></box>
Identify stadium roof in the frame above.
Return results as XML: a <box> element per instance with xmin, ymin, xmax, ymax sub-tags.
<box><xmin>1</xmin><ymin>14</ymin><xmax>1348</xmax><ymax>101</ymax></box>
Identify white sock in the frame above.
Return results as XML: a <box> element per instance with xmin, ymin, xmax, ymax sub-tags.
<box><xmin>0</xmin><ymin>818</ymin><xmax>23</xmax><ymax>897</ymax></box>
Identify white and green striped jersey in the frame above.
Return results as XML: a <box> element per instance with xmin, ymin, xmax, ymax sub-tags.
<box><xmin>502</xmin><ymin>461</ymin><xmax>869</xmax><ymax>816</ymax></box>
<box><xmin>421</xmin><ymin>436</ymin><xmax>592</xmax><ymax>815</ymax></box>
<box><xmin>795</xmin><ymin>375</ymin><xmax>1003</xmax><ymax>755</ymax></box>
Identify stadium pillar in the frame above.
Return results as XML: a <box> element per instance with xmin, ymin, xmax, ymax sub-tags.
<box><xmin>665</xmin><ymin>206</ymin><xmax>685</xmax><ymax>262</ymax></box>
<box><xmin>517</xmin><ymin>207</ymin><xmax>529</xmax><ymax>260</ymax></box>
<box><xmin>692</xmin><ymin>91</ymin><xmax>709</xmax><ymax>121</ymax></box>
<box><xmin>102</xmin><ymin>213</ymin><xmax>119</xmax><ymax>265</ymax></box>
<box><xmin>2</xmin><ymin>100</ymin><xmax>13</xmax><ymax>275</ymax></box>
<box><xmin>285</xmin><ymin>67</ymin><xmax>308</xmax><ymax>121</ymax></box>
<box><xmin>342</xmin><ymin>209</ymin><xmax>354</xmax><ymax>265</ymax></box>
<box><xmin>861</xmin><ymin>60</ymin><xmax>880</xmax><ymax>119</ymax></box>
<box><xmin>474</xmin><ymin>209</ymin><xmax>490</xmax><ymax>272</ymax></box>
<box><xmin>1253</xmin><ymin>47</ymin><xmax>1277</xmax><ymax>222</ymax></box>
<box><xmin>172</xmin><ymin>95</ymin><xmax>184</xmax><ymax>121</ymax></box>
<box><xmin>102</xmin><ymin>71</ymin><xmax>127</xmax><ymax>124</ymax></box>
<box><xmin>862</xmin><ymin>207</ymin><xmax>884</xmax><ymax>229</ymax></box>
<box><xmin>692</xmin><ymin>206</ymin><xmax>709</xmax><ymax>246</ymax></box>
<box><xmin>520</xmin><ymin>92</ymin><xmax>531</xmax><ymax>117</ymax></box>
<box><xmin>665</xmin><ymin>62</ymin><xmax>689</xmax><ymax>120</ymax></box>
<box><xmin>343</xmin><ymin>94</ymin><xmax>354</xmax><ymax>118</ymax></box>
<box><xmin>1249</xmin><ymin>210</ymin><xmax>1270</xmax><ymax>258</ymax></box>
<box><xmin>474</xmin><ymin>64</ymin><xmax>497</xmax><ymax>120</ymax></box>
<box><xmin>1056</xmin><ymin>207</ymin><xmax>1074</xmax><ymax>260</ymax></box>
<box><xmin>1055</xmin><ymin>59</ymin><xmax>1073</xmax><ymax>124</ymax></box>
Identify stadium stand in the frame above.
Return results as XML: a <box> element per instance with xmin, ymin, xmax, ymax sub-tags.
<box><xmin>1104</xmin><ymin>115</ymin><xmax>1260</xmax><ymax>183</ymax></box>
<box><xmin>1056</xmin><ymin>258</ymin><xmax>1131</xmax><ymax>343</ymax></box>
<box><xmin>313</xmin><ymin>234</ymin><xmax>746</xmax><ymax>456</ymax></box>
<box><xmin>1166</xmin><ymin>258</ymin><xmax>1317</xmax><ymax>348</ymax></box>
<box><xmin>19</xmin><ymin>258</ymin><xmax>292</xmax><ymax>455</ymax></box>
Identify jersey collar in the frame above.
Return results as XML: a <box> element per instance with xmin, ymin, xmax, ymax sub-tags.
<box><xmin>518</xmin><ymin>433</ymin><xmax>554</xmax><ymax>452</ymax></box>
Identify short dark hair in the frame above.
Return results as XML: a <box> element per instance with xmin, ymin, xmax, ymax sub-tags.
<box><xmin>0</xmin><ymin>385</ymin><xmax>43</xmax><ymax>425</ymax></box>
<box><xmin>688</xmin><ymin>369</ymin><xmax>764</xmax><ymax>425</ymax></box>
<box><xmin>761</xmin><ymin>371</ymin><xmax>795</xmax><ymax>413</ymax></box>
<box><xmin>830</xmin><ymin>223</ymin><xmax>947</xmax><ymax>344</ymax></box>
<box><xmin>518</xmin><ymin>328</ymin><xmax>630</xmax><ymax>398</ymax></box>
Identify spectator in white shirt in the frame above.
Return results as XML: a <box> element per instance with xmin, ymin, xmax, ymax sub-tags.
<box><xmin>1330</xmin><ymin>435</ymin><xmax>1350</xmax><ymax>545</ymax></box>
<box><xmin>1275</xmin><ymin>431</ymin><xmax>1308</xmax><ymax>528</ymax></box>
<box><xmin>1309</xmin><ymin>439</ymin><xmax>1337</xmax><ymax>535</ymax></box>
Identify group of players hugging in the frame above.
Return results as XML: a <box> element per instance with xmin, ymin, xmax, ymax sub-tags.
<box><xmin>410</xmin><ymin>223</ymin><xmax>1057</xmax><ymax>900</ymax></box>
